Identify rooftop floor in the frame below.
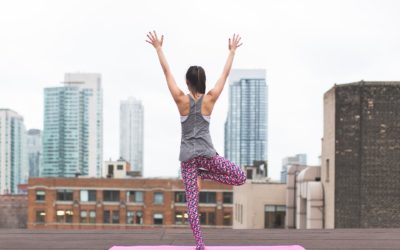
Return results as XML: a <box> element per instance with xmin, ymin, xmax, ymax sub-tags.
<box><xmin>0</xmin><ymin>228</ymin><xmax>399</xmax><ymax>250</ymax></box>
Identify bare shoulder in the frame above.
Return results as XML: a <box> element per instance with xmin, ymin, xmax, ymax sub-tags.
<box><xmin>202</xmin><ymin>93</ymin><xmax>215</xmax><ymax>116</ymax></box>
<box><xmin>176</xmin><ymin>94</ymin><xmax>190</xmax><ymax>116</ymax></box>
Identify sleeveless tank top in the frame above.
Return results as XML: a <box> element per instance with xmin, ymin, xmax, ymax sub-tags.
<box><xmin>179</xmin><ymin>95</ymin><xmax>217</xmax><ymax>162</ymax></box>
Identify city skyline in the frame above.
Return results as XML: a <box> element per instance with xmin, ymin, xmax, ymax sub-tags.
<box><xmin>1</xmin><ymin>0</ymin><xmax>400</xmax><ymax>179</ymax></box>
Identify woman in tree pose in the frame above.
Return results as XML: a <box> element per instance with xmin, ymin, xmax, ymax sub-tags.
<box><xmin>146</xmin><ymin>31</ymin><xmax>246</xmax><ymax>250</ymax></box>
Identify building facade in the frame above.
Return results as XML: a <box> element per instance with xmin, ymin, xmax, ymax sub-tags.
<box><xmin>120</xmin><ymin>97</ymin><xmax>144</xmax><ymax>175</ymax></box>
<box><xmin>233</xmin><ymin>180</ymin><xmax>286</xmax><ymax>229</ymax></box>
<box><xmin>27</xmin><ymin>129</ymin><xmax>42</xmax><ymax>177</ymax></box>
<box><xmin>322</xmin><ymin>81</ymin><xmax>400</xmax><ymax>228</ymax></box>
<box><xmin>27</xmin><ymin>177</ymin><xmax>233</xmax><ymax>229</ymax></box>
<box><xmin>42</xmin><ymin>73</ymin><xmax>103</xmax><ymax>177</ymax></box>
<box><xmin>0</xmin><ymin>194</ymin><xmax>28</xmax><ymax>228</ymax></box>
<box><xmin>280</xmin><ymin>154</ymin><xmax>307</xmax><ymax>183</ymax></box>
<box><xmin>0</xmin><ymin>109</ymin><xmax>27</xmax><ymax>194</ymax></box>
<box><xmin>224</xmin><ymin>69</ymin><xmax>268</xmax><ymax>167</ymax></box>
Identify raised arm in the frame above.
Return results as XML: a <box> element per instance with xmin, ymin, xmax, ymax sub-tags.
<box><xmin>146</xmin><ymin>31</ymin><xmax>185</xmax><ymax>103</ymax></box>
<box><xmin>207</xmin><ymin>34</ymin><xmax>242</xmax><ymax>102</ymax></box>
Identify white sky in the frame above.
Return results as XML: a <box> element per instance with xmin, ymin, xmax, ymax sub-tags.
<box><xmin>1</xmin><ymin>0</ymin><xmax>399</xmax><ymax>180</ymax></box>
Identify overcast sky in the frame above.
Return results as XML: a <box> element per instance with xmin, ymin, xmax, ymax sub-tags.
<box><xmin>1</xmin><ymin>0</ymin><xmax>399</xmax><ymax>179</ymax></box>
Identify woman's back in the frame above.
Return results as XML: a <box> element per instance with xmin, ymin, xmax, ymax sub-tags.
<box><xmin>179</xmin><ymin>95</ymin><xmax>216</xmax><ymax>162</ymax></box>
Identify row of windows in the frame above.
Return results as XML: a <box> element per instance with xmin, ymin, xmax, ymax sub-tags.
<box><xmin>36</xmin><ymin>210</ymin><xmax>144</xmax><ymax>225</ymax></box>
<box><xmin>37</xmin><ymin>190</ymin><xmax>233</xmax><ymax>204</ymax></box>
<box><xmin>174</xmin><ymin>192</ymin><xmax>232</xmax><ymax>204</ymax></box>
<box><xmin>36</xmin><ymin>210</ymin><xmax>232</xmax><ymax>226</ymax></box>
<box><xmin>174</xmin><ymin>211</ymin><xmax>231</xmax><ymax>226</ymax></box>
<box><xmin>37</xmin><ymin>190</ymin><xmax>144</xmax><ymax>203</ymax></box>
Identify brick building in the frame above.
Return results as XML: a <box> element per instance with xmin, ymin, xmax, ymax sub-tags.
<box><xmin>322</xmin><ymin>81</ymin><xmax>400</xmax><ymax>228</ymax></box>
<box><xmin>0</xmin><ymin>194</ymin><xmax>28</xmax><ymax>228</ymax></box>
<box><xmin>27</xmin><ymin>177</ymin><xmax>233</xmax><ymax>229</ymax></box>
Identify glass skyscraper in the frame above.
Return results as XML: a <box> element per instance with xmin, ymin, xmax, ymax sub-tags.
<box><xmin>224</xmin><ymin>69</ymin><xmax>268</xmax><ymax>167</ymax></box>
<box><xmin>42</xmin><ymin>73</ymin><xmax>103</xmax><ymax>177</ymax></box>
<box><xmin>120</xmin><ymin>97</ymin><xmax>144</xmax><ymax>175</ymax></box>
<box><xmin>0</xmin><ymin>109</ymin><xmax>27</xmax><ymax>194</ymax></box>
<box><xmin>27</xmin><ymin>129</ymin><xmax>42</xmax><ymax>177</ymax></box>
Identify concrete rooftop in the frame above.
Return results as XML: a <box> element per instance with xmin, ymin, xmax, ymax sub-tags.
<box><xmin>0</xmin><ymin>228</ymin><xmax>399</xmax><ymax>250</ymax></box>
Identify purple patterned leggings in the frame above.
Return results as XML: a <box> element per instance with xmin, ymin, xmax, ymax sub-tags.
<box><xmin>180</xmin><ymin>155</ymin><xmax>247</xmax><ymax>250</ymax></box>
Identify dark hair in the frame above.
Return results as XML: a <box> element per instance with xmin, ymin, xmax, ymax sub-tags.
<box><xmin>186</xmin><ymin>66</ymin><xmax>206</xmax><ymax>94</ymax></box>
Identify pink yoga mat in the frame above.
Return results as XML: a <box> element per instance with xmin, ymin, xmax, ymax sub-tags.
<box><xmin>110</xmin><ymin>246</ymin><xmax>305</xmax><ymax>250</ymax></box>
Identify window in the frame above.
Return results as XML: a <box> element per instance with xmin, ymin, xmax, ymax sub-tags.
<box><xmin>174</xmin><ymin>192</ymin><xmax>186</xmax><ymax>203</ymax></box>
<box><xmin>126</xmin><ymin>210</ymin><xmax>143</xmax><ymax>224</ymax></box>
<box><xmin>127</xmin><ymin>211</ymin><xmax>135</xmax><ymax>224</ymax></box>
<box><xmin>264</xmin><ymin>205</ymin><xmax>286</xmax><ymax>229</ymax></box>
<box><xmin>56</xmin><ymin>210</ymin><xmax>73</xmax><ymax>223</ymax></box>
<box><xmin>223</xmin><ymin>192</ymin><xmax>233</xmax><ymax>204</ymax></box>
<box><xmin>246</xmin><ymin>169</ymin><xmax>253</xmax><ymax>179</ymax></box>
<box><xmin>104</xmin><ymin>210</ymin><xmax>119</xmax><ymax>224</ymax></box>
<box><xmin>36</xmin><ymin>190</ymin><xmax>45</xmax><ymax>201</ymax></box>
<box><xmin>208</xmin><ymin>212</ymin><xmax>215</xmax><ymax>225</ymax></box>
<box><xmin>103</xmin><ymin>190</ymin><xmax>120</xmax><ymax>202</ymax></box>
<box><xmin>80</xmin><ymin>211</ymin><xmax>88</xmax><ymax>223</ymax></box>
<box><xmin>153</xmin><ymin>213</ymin><xmax>163</xmax><ymax>225</ymax></box>
<box><xmin>36</xmin><ymin>210</ymin><xmax>45</xmax><ymax>224</ymax></box>
<box><xmin>56</xmin><ymin>190</ymin><xmax>73</xmax><ymax>201</ymax></box>
<box><xmin>127</xmin><ymin>191</ymin><xmax>144</xmax><ymax>203</ymax></box>
<box><xmin>112</xmin><ymin>210</ymin><xmax>120</xmax><ymax>224</ymax></box>
<box><xmin>200</xmin><ymin>212</ymin><xmax>206</xmax><ymax>224</ymax></box>
<box><xmin>107</xmin><ymin>165</ymin><xmax>114</xmax><ymax>176</ymax></box>
<box><xmin>175</xmin><ymin>211</ymin><xmax>188</xmax><ymax>225</ymax></box>
<box><xmin>80</xmin><ymin>190</ymin><xmax>96</xmax><ymax>202</ymax></box>
<box><xmin>117</xmin><ymin>165</ymin><xmax>123</xmax><ymax>170</ymax></box>
<box><xmin>199</xmin><ymin>212</ymin><xmax>215</xmax><ymax>225</ymax></box>
<box><xmin>223</xmin><ymin>213</ymin><xmax>232</xmax><ymax>226</ymax></box>
<box><xmin>153</xmin><ymin>192</ymin><xmax>163</xmax><ymax>204</ymax></box>
<box><xmin>103</xmin><ymin>210</ymin><xmax>110</xmax><ymax>224</ymax></box>
<box><xmin>89</xmin><ymin>210</ymin><xmax>96</xmax><ymax>224</ymax></box>
<box><xmin>136</xmin><ymin>211</ymin><xmax>143</xmax><ymax>224</ymax></box>
<box><xmin>326</xmin><ymin>159</ymin><xmax>330</xmax><ymax>182</ymax></box>
<box><xmin>199</xmin><ymin>192</ymin><xmax>216</xmax><ymax>203</ymax></box>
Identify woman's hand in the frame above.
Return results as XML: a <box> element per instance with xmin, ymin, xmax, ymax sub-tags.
<box><xmin>206</xmin><ymin>34</ymin><xmax>243</xmax><ymax>103</ymax></box>
<box><xmin>146</xmin><ymin>31</ymin><xmax>164</xmax><ymax>50</ymax></box>
<box><xmin>228</xmin><ymin>33</ymin><xmax>242</xmax><ymax>52</ymax></box>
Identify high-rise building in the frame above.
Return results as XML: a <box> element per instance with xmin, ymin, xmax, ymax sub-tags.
<box><xmin>42</xmin><ymin>73</ymin><xmax>103</xmax><ymax>177</ymax></box>
<box><xmin>322</xmin><ymin>81</ymin><xmax>400</xmax><ymax>228</ymax></box>
<box><xmin>120</xmin><ymin>97</ymin><xmax>144</xmax><ymax>175</ymax></box>
<box><xmin>0</xmin><ymin>109</ymin><xmax>27</xmax><ymax>194</ymax></box>
<box><xmin>280</xmin><ymin>154</ymin><xmax>307</xmax><ymax>183</ymax></box>
<box><xmin>224</xmin><ymin>69</ymin><xmax>268</xmax><ymax>167</ymax></box>
<box><xmin>27</xmin><ymin>129</ymin><xmax>42</xmax><ymax>177</ymax></box>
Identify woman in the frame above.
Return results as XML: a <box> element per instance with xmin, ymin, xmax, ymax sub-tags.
<box><xmin>146</xmin><ymin>31</ymin><xmax>246</xmax><ymax>250</ymax></box>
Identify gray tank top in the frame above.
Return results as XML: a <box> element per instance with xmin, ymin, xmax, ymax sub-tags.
<box><xmin>179</xmin><ymin>95</ymin><xmax>217</xmax><ymax>162</ymax></box>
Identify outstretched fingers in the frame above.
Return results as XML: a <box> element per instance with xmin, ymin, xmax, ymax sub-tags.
<box><xmin>146</xmin><ymin>31</ymin><xmax>164</xmax><ymax>49</ymax></box>
<box><xmin>146</xmin><ymin>32</ymin><xmax>155</xmax><ymax>44</ymax></box>
<box><xmin>230</xmin><ymin>33</ymin><xmax>243</xmax><ymax>49</ymax></box>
